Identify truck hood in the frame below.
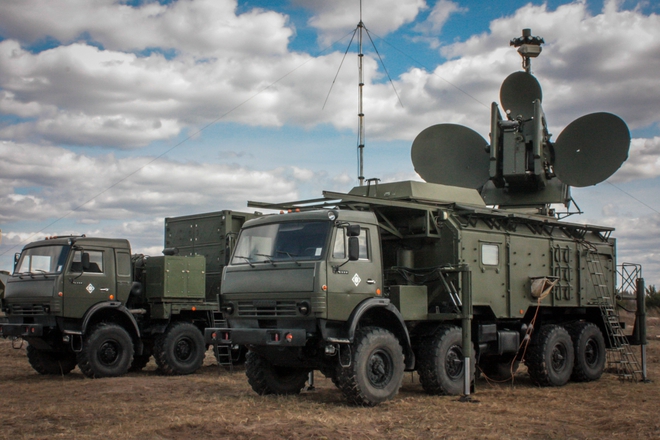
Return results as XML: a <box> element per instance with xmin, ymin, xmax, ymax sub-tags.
<box><xmin>222</xmin><ymin>263</ymin><xmax>316</xmax><ymax>294</ymax></box>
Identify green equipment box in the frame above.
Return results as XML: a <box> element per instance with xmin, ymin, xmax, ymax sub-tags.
<box><xmin>145</xmin><ymin>256</ymin><xmax>206</xmax><ymax>300</ymax></box>
<box><xmin>164</xmin><ymin>210</ymin><xmax>259</xmax><ymax>300</ymax></box>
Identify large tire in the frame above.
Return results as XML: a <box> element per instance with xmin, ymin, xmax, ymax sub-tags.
<box><xmin>335</xmin><ymin>326</ymin><xmax>405</xmax><ymax>406</ymax></box>
<box><xmin>154</xmin><ymin>322</ymin><xmax>205</xmax><ymax>375</ymax></box>
<box><xmin>526</xmin><ymin>324</ymin><xmax>574</xmax><ymax>387</ymax></box>
<box><xmin>77</xmin><ymin>323</ymin><xmax>134</xmax><ymax>378</ymax></box>
<box><xmin>568</xmin><ymin>322</ymin><xmax>606</xmax><ymax>382</ymax></box>
<box><xmin>416</xmin><ymin>325</ymin><xmax>475</xmax><ymax>395</ymax></box>
<box><xmin>26</xmin><ymin>344</ymin><xmax>77</xmax><ymax>376</ymax></box>
<box><xmin>245</xmin><ymin>351</ymin><xmax>309</xmax><ymax>395</ymax></box>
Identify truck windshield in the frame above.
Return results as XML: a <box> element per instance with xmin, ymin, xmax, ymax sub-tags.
<box><xmin>231</xmin><ymin>221</ymin><xmax>331</xmax><ymax>265</ymax></box>
<box><xmin>15</xmin><ymin>245</ymin><xmax>71</xmax><ymax>274</ymax></box>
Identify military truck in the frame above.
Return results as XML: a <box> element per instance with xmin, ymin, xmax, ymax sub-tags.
<box><xmin>205</xmin><ymin>30</ymin><xmax>646</xmax><ymax>406</ymax></box>
<box><xmin>206</xmin><ymin>182</ymin><xmax>641</xmax><ymax>405</ymax></box>
<box><xmin>0</xmin><ymin>210</ymin><xmax>256</xmax><ymax>378</ymax></box>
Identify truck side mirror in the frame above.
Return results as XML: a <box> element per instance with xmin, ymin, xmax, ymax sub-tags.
<box><xmin>14</xmin><ymin>253</ymin><xmax>20</xmax><ymax>271</ymax></box>
<box><xmin>82</xmin><ymin>252</ymin><xmax>91</xmax><ymax>271</ymax></box>
<box><xmin>348</xmin><ymin>236</ymin><xmax>360</xmax><ymax>261</ymax></box>
<box><xmin>347</xmin><ymin>224</ymin><xmax>361</xmax><ymax>237</ymax></box>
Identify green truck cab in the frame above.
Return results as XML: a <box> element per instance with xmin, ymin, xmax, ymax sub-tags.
<box><xmin>206</xmin><ymin>181</ymin><xmax>641</xmax><ymax>406</ymax></box>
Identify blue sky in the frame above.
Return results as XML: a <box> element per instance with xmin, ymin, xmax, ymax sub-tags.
<box><xmin>0</xmin><ymin>0</ymin><xmax>659</xmax><ymax>286</ymax></box>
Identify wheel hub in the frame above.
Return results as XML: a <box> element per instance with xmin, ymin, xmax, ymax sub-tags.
<box><xmin>174</xmin><ymin>338</ymin><xmax>193</xmax><ymax>361</ymax></box>
<box><xmin>551</xmin><ymin>343</ymin><xmax>567</xmax><ymax>371</ymax></box>
<box><xmin>367</xmin><ymin>350</ymin><xmax>393</xmax><ymax>388</ymax></box>
<box><xmin>445</xmin><ymin>345</ymin><xmax>464</xmax><ymax>379</ymax></box>
<box><xmin>584</xmin><ymin>338</ymin><xmax>599</xmax><ymax>367</ymax></box>
<box><xmin>98</xmin><ymin>341</ymin><xmax>119</xmax><ymax>366</ymax></box>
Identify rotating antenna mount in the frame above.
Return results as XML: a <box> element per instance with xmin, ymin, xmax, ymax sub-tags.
<box><xmin>510</xmin><ymin>28</ymin><xmax>544</xmax><ymax>73</ymax></box>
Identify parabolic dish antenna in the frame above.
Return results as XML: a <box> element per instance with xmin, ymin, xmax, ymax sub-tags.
<box><xmin>553</xmin><ymin>112</ymin><xmax>630</xmax><ymax>187</ymax></box>
<box><xmin>411</xmin><ymin>123</ymin><xmax>490</xmax><ymax>189</ymax></box>
<box><xmin>500</xmin><ymin>71</ymin><xmax>542</xmax><ymax>120</ymax></box>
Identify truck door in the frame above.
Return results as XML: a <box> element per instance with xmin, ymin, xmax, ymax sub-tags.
<box><xmin>115</xmin><ymin>250</ymin><xmax>133</xmax><ymax>303</ymax></box>
<box><xmin>326</xmin><ymin>224</ymin><xmax>382</xmax><ymax>321</ymax></box>
<box><xmin>63</xmin><ymin>248</ymin><xmax>117</xmax><ymax>319</ymax></box>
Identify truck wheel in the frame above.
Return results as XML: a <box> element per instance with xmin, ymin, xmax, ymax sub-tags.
<box><xmin>77</xmin><ymin>323</ymin><xmax>134</xmax><ymax>378</ymax></box>
<box><xmin>245</xmin><ymin>351</ymin><xmax>309</xmax><ymax>395</ymax></box>
<box><xmin>154</xmin><ymin>322</ymin><xmax>205</xmax><ymax>375</ymax></box>
<box><xmin>335</xmin><ymin>326</ymin><xmax>404</xmax><ymax>406</ymax></box>
<box><xmin>526</xmin><ymin>324</ymin><xmax>574</xmax><ymax>386</ymax></box>
<box><xmin>568</xmin><ymin>322</ymin><xmax>606</xmax><ymax>382</ymax></box>
<box><xmin>26</xmin><ymin>344</ymin><xmax>77</xmax><ymax>375</ymax></box>
<box><xmin>416</xmin><ymin>325</ymin><xmax>475</xmax><ymax>395</ymax></box>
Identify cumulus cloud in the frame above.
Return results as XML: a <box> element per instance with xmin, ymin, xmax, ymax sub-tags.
<box><xmin>611</xmin><ymin>137</ymin><xmax>660</xmax><ymax>183</ymax></box>
<box><xmin>595</xmin><ymin>213</ymin><xmax>660</xmax><ymax>288</ymax></box>
<box><xmin>0</xmin><ymin>0</ymin><xmax>293</xmax><ymax>57</ymax></box>
<box><xmin>412</xmin><ymin>0</ymin><xmax>467</xmax><ymax>49</ymax></box>
<box><xmin>0</xmin><ymin>140</ymin><xmax>304</xmax><ymax>224</ymax></box>
<box><xmin>296</xmin><ymin>0</ymin><xmax>426</xmax><ymax>47</ymax></box>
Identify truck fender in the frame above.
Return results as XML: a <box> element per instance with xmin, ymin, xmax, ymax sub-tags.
<box><xmin>81</xmin><ymin>301</ymin><xmax>142</xmax><ymax>341</ymax></box>
<box><xmin>346</xmin><ymin>297</ymin><xmax>415</xmax><ymax>369</ymax></box>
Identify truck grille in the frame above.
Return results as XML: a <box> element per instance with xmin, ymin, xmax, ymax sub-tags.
<box><xmin>237</xmin><ymin>300</ymin><xmax>297</xmax><ymax>317</ymax></box>
<box><xmin>9</xmin><ymin>304</ymin><xmax>47</xmax><ymax>315</ymax></box>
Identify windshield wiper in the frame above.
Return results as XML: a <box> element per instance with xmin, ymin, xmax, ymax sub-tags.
<box><xmin>255</xmin><ymin>253</ymin><xmax>276</xmax><ymax>266</ymax></box>
<box><xmin>276</xmin><ymin>250</ymin><xmax>301</xmax><ymax>266</ymax></box>
<box><xmin>234</xmin><ymin>255</ymin><xmax>255</xmax><ymax>268</ymax></box>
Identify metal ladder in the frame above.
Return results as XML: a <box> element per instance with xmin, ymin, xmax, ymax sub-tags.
<box><xmin>585</xmin><ymin>249</ymin><xmax>642</xmax><ymax>381</ymax></box>
<box><xmin>211</xmin><ymin>312</ymin><xmax>234</xmax><ymax>372</ymax></box>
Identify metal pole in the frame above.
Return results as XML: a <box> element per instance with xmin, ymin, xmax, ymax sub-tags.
<box><xmin>636</xmin><ymin>277</ymin><xmax>647</xmax><ymax>381</ymax></box>
<box><xmin>307</xmin><ymin>370</ymin><xmax>315</xmax><ymax>391</ymax></box>
<box><xmin>357</xmin><ymin>15</ymin><xmax>365</xmax><ymax>186</ymax></box>
<box><xmin>461</xmin><ymin>268</ymin><xmax>473</xmax><ymax>396</ymax></box>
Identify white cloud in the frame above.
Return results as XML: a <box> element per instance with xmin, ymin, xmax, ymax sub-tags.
<box><xmin>0</xmin><ymin>141</ymin><xmax>302</xmax><ymax>224</ymax></box>
<box><xmin>596</xmin><ymin>213</ymin><xmax>660</xmax><ymax>288</ymax></box>
<box><xmin>0</xmin><ymin>0</ymin><xmax>293</xmax><ymax>58</ymax></box>
<box><xmin>297</xmin><ymin>0</ymin><xmax>426</xmax><ymax>47</ymax></box>
<box><xmin>611</xmin><ymin>137</ymin><xmax>660</xmax><ymax>182</ymax></box>
<box><xmin>412</xmin><ymin>0</ymin><xmax>467</xmax><ymax>49</ymax></box>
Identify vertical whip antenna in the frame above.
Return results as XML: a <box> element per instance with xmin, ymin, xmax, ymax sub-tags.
<box><xmin>357</xmin><ymin>0</ymin><xmax>365</xmax><ymax>186</ymax></box>
<box><xmin>324</xmin><ymin>0</ymin><xmax>402</xmax><ymax>186</ymax></box>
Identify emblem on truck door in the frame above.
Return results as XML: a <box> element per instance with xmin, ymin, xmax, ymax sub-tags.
<box><xmin>352</xmin><ymin>273</ymin><xmax>361</xmax><ymax>286</ymax></box>
<box><xmin>86</xmin><ymin>283</ymin><xmax>95</xmax><ymax>294</ymax></box>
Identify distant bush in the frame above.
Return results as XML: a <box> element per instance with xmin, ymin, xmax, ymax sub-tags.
<box><xmin>646</xmin><ymin>285</ymin><xmax>660</xmax><ymax>310</ymax></box>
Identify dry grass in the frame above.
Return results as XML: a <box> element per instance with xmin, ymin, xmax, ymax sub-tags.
<box><xmin>1</xmin><ymin>317</ymin><xmax>660</xmax><ymax>440</ymax></box>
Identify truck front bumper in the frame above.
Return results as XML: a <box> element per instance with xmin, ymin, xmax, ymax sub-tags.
<box><xmin>204</xmin><ymin>327</ymin><xmax>308</xmax><ymax>347</ymax></box>
<box><xmin>0</xmin><ymin>322</ymin><xmax>44</xmax><ymax>338</ymax></box>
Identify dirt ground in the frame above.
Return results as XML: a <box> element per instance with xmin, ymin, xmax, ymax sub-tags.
<box><xmin>1</xmin><ymin>316</ymin><xmax>660</xmax><ymax>440</ymax></box>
